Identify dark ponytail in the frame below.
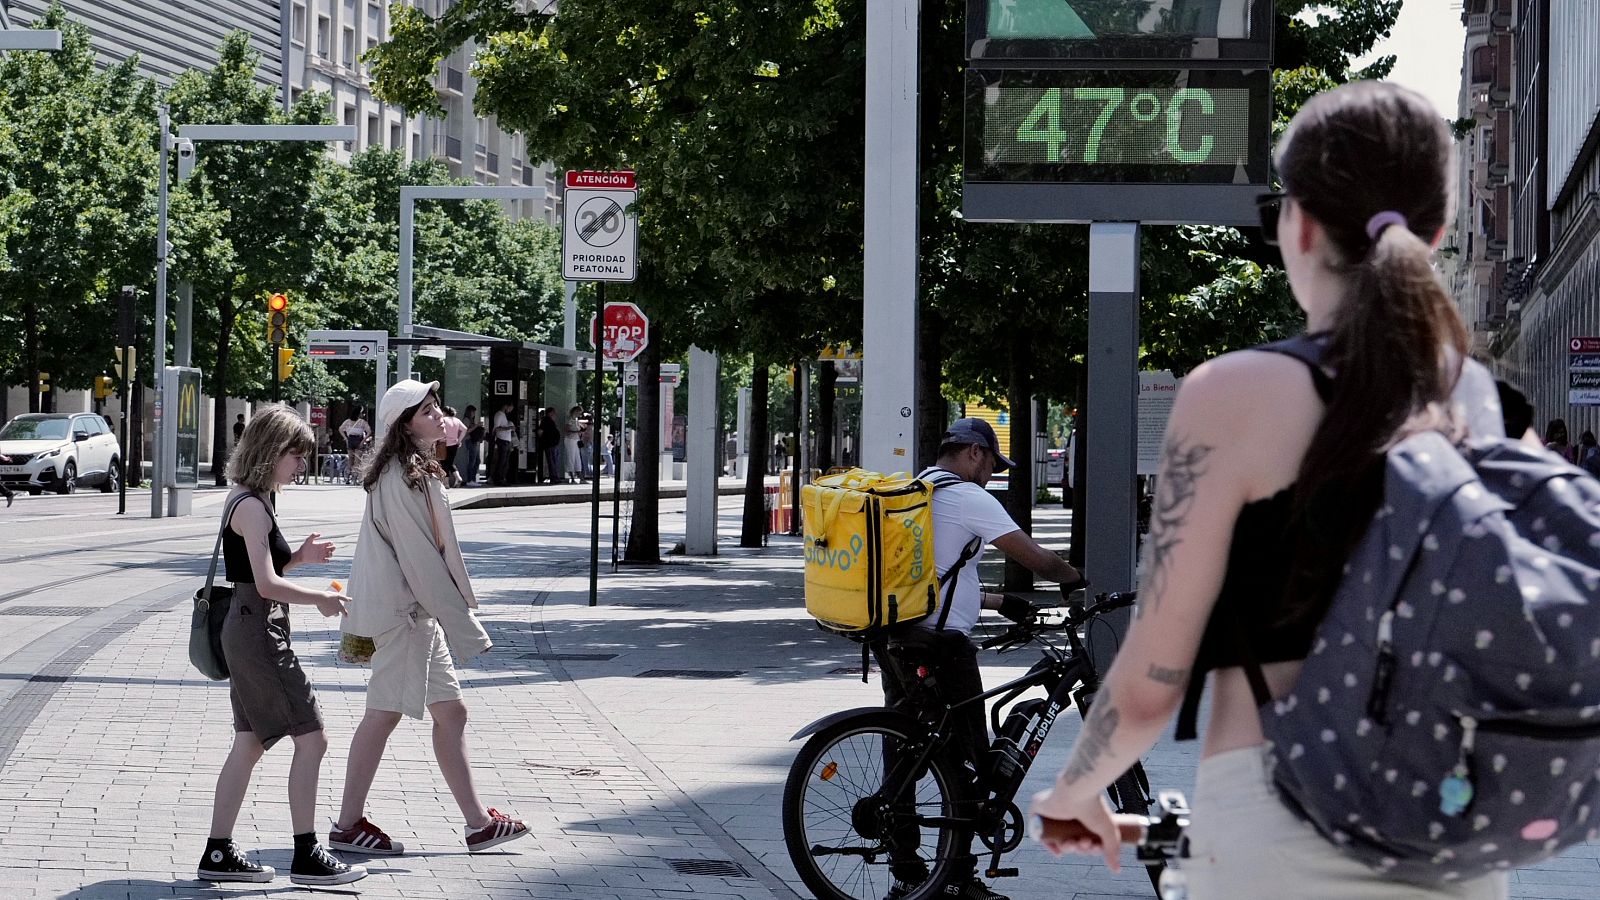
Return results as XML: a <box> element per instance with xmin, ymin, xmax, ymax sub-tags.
<box><xmin>1275</xmin><ymin>82</ymin><xmax>1469</xmax><ymax>624</ymax></box>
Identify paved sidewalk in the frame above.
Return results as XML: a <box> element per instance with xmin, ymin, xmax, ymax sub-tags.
<box><xmin>0</xmin><ymin>495</ymin><xmax>1596</xmax><ymax>899</ymax></box>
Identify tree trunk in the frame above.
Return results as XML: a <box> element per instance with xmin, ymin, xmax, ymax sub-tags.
<box><xmin>915</xmin><ymin>307</ymin><xmax>946</xmax><ymax>470</ymax></box>
<box><xmin>624</xmin><ymin>321</ymin><xmax>662</xmax><ymax>563</ymax></box>
<box><xmin>816</xmin><ymin>360</ymin><xmax>836</xmax><ymax>472</ymax></box>
<box><xmin>212</xmin><ymin>305</ymin><xmax>235</xmax><ymax>485</ymax></box>
<box><xmin>1003</xmin><ymin>329</ymin><xmax>1034</xmax><ymax>591</ymax></box>
<box><xmin>789</xmin><ymin>363</ymin><xmax>802</xmax><ymax>534</ymax></box>
<box><xmin>1069</xmin><ymin>397</ymin><xmax>1087</xmax><ymax>570</ymax></box>
<box><xmin>740</xmin><ymin>360</ymin><xmax>770</xmax><ymax>547</ymax></box>
<box><xmin>25</xmin><ymin>300</ymin><xmax>39</xmax><ymax>413</ymax></box>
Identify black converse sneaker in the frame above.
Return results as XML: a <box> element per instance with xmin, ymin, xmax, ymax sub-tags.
<box><xmin>290</xmin><ymin>840</ymin><xmax>368</xmax><ymax>886</ymax></box>
<box><xmin>197</xmin><ymin>839</ymin><xmax>274</xmax><ymax>883</ymax></box>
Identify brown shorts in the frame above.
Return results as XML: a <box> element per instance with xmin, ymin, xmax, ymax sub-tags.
<box><xmin>222</xmin><ymin>582</ymin><xmax>324</xmax><ymax>750</ymax></box>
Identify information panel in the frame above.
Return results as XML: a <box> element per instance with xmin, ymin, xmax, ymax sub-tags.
<box><xmin>967</xmin><ymin>0</ymin><xmax>1272</xmax><ymax>62</ymax></box>
<box><xmin>969</xmin><ymin>68</ymin><xmax>1268</xmax><ymax>182</ymax></box>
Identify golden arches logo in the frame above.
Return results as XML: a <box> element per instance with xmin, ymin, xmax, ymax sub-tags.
<box><xmin>178</xmin><ymin>380</ymin><xmax>199</xmax><ymax>429</ymax></box>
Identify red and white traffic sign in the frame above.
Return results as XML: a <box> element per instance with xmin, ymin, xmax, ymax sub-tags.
<box><xmin>589</xmin><ymin>302</ymin><xmax>650</xmax><ymax>363</ymax></box>
<box><xmin>563</xmin><ymin>170</ymin><xmax>638</xmax><ymax>283</ymax></box>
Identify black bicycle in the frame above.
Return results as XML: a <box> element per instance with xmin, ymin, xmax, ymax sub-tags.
<box><xmin>782</xmin><ymin>591</ymin><xmax>1164</xmax><ymax>900</ymax></box>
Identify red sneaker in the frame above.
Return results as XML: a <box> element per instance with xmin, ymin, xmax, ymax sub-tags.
<box><xmin>328</xmin><ymin>816</ymin><xmax>405</xmax><ymax>855</ymax></box>
<box><xmin>465</xmin><ymin>808</ymin><xmax>529</xmax><ymax>852</ymax></box>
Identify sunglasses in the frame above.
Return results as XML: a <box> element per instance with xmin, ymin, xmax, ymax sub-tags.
<box><xmin>1257</xmin><ymin>191</ymin><xmax>1286</xmax><ymax>246</ymax></box>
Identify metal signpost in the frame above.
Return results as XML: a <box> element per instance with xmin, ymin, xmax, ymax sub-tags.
<box><xmin>592</xmin><ymin>302</ymin><xmax>650</xmax><ymax>575</ymax></box>
<box><xmin>148</xmin><ymin>119</ymin><xmax>357</xmax><ymax>518</ymax></box>
<box><xmin>960</xmin><ymin>0</ymin><xmax>1274</xmax><ymax>664</ymax></box>
<box><xmin>562</xmin><ymin>170</ymin><xmax>639</xmax><ymax>607</ymax></box>
<box><xmin>308</xmin><ymin>329</ymin><xmax>393</xmax><ymax>435</ymax></box>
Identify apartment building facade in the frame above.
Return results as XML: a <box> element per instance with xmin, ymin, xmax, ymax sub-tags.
<box><xmin>6</xmin><ymin>0</ymin><xmax>559</xmax><ymax>223</ymax></box>
<box><xmin>1451</xmin><ymin>0</ymin><xmax>1600</xmax><ymax>440</ymax></box>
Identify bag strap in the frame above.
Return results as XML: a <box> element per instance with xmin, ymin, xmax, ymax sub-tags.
<box><xmin>201</xmin><ymin>492</ymin><xmax>256</xmax><ymax>603</ymax></box>
<box><xmin>922</xmin><ymin>468</ymin><xmax>980</xmax><ymax>632</ymax></box>
<box><xmin>1255</xmin><ymin>333</ymin><xmax>1335</xmax><ymax>402</ymax></box>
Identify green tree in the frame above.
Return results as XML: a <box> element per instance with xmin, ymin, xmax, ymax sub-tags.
<box><xmin>370</xmin><ymin>0</ymin><xmax>865</xmax><ymax>560</ymax></box>
<box><xmin>0</xmin><ymin>3</ymin><xmax>157</xmax><ymax>412</ymax></box>
<box><xmin>164</xmin><ymin>30</ymin><xmax>333</xmax><ymax>483</ymax></box>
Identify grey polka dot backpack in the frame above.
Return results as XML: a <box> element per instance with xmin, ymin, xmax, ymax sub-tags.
<box><xmin>1258</xmin><ymin>336</ymin><xmax>1600</xmax><ymax>885</ymax></box>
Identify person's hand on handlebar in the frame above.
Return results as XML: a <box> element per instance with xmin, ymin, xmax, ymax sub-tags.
<box><xmin>1028</xmin><ymin>786</ymin><xmax>1123</xmax><ymax>872</ymax></box>
<box><xmin>998</xmin><ymin>593</ymin><xmax>1037</xmax><ymax>625</ymax></box>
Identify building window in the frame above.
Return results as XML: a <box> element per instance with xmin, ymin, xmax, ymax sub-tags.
<box><xmin>292</xmin><ymin>2</ymin><xmax>307</xmax><ymax>44</ymax></box>
<box><xmin>343</xmin><ymin>106</ymin><xmax>357</xmax><ymax>151</ymax></box>
<box><xmin>343</xmin><ymin>27</ymin><xmax>355</xmax><ymax>67</ymax></box>
<box><xmin>368</xmin><ymin>3</ymin><xmax>382</xmax><ymax>39</ymax></box>
<box><xmin>446</xmin><ymin>136</ymin><xmax>462</xmax><ymax>160</ymax></box>
<box><xmin>390</xmin><ymin>122</ymin><xmax>403</xmax><ymax>151</ymax></box>
<box><xmin>412</xmin><ymin>132</ymin><xmax>421</xmax><ymax>159</ymax></box>
<box><xmin>317</xmin><ymin>16</ymin><xmax>330</xmax><ymax>57</ymax></box>
<box><xmin>367</xmin><ymin>115</ymin><xmax>381</xmax><ymax>149</ymax></box>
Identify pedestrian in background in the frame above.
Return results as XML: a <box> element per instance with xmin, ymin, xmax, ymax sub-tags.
<box><xmin>601</xmin><ymin>425</ymin><xmax>615</xmax><ymax>477</ymax></box>
<box><xmin>1030</xmin><ymin>81</ymin><xmax>1511</xmax><ymax>899</ymax></box>
<box><xmin>490</xmin><ymin>401</ymin><xmax>516</xmax><ymax>485</ymax></box>
<box><xmin>440</xmin><ymin>406</ymin><xmax>466</xmax><ymax>488</ymax></box>
<box><xmin>0</xmin><ymin>454</ymin><xmax>14</xmax><ymax>507</ymax></box>
<box><xmin>563</xmin><ymin>405</ymin><xmax>585</xmax><ymax>483</ymax></box>
<box><xmin>198</xmin><ymin>405</ymin><xmax>364</xmax><ymax>886</ymax></box>
<box><xmin>332</xmin><ymin>380</ymin><xmax>529</xmax><ymax>856</ymax></box>
<box><xmin>1578</xmin><ymin>428</ymin><xmax>1600</xmax><ymax>476</ymax></box>
<box><xmin>537</xmin><ymin>408</ymin><xmax>561</xmax><ymax>484</ymax></box>
<box><xmin>460</xmin><ymin>404</ymin><xmax>483</xmax><ymax>485</ymax></box>
<box><xmin>1543</xmin><ymin>417</ymin><xmax>1572</xmax><ymax>462</ymax></box>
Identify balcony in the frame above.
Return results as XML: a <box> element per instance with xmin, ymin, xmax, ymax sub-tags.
<box><xmin>445</xmin><ymin>136</ymin><xmax>462</xmax><ymax>160</ymax></box>
<box><xmin>1486</xmin><ymin>111</ymin><xmax>1511</xmax><ymax>182</ymax></box>
<box><xmin>444</xmin><ymin>67</ymin><xmax>464</xmax><ymax>94</ymax></box>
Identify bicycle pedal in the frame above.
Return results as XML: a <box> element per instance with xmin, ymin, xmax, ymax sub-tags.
<box><xmin>984</xmin><ymin>868</ymin><xmax>1019</xmax><ymax>879</ymax></box>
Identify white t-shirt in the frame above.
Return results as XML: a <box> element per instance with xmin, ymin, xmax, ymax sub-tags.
<box><xmin>913</xmin><ymin>466</ymin><xmax>1020</xmax><ymax>635</ymax></box>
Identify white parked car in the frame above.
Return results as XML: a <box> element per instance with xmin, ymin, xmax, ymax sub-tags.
<box><xmin>0</xmin><ymin>413</ymin><xmax>122</xmax><ymax>495</ymax></box>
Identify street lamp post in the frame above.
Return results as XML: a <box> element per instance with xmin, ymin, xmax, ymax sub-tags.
<box><xmin>148</xmin><ymin>120</ymin><xmax>357</xmax><ymax>518</ymax></box>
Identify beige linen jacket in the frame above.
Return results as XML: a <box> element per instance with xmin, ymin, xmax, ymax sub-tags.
<box><xmin>346</xmin><ymin>462</ymin><xmax>492</xmax><ymax>661</ymax></box>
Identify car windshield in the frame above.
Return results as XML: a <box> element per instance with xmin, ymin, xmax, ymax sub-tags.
<box><xmin>1</xmin><ymin>419</ymin><xmax>70</xmax><ymax>441</ymax></box>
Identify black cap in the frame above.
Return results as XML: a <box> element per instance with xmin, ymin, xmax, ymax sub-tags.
<box><xmin>941</xmin><ymin>417</ymin><xmax>1014</xmax><ymax>472</ymax></box>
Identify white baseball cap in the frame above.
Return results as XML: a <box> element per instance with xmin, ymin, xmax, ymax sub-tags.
<box><xmin>378</xmin><ymin>379</ymin><xmax>440</xmax><ymax>429</ymax></box>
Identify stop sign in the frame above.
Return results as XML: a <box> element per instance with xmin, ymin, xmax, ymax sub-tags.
<box><xmin>590</xmin><ymin>301</ymin><xmax>650</xmax><ymax>363</ymax></box>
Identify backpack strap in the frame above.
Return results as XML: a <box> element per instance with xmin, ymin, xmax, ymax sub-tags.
<box><xmin>920</xmin><ymin>468</ymin><xmax>982</xmax><ymax>632</ymax></box>
<box><xmin>1255</xmin><ymin>333</ymin><xmax>1335</xmax><ymax>402</ymax></box>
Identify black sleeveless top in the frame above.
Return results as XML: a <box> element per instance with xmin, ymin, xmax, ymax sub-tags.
<box><xmin>222</xmin><ymin>493</ymin><xmax>293</xmax><ymax>584</ymax></box>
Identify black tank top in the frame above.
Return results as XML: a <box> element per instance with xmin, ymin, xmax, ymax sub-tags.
<box><xmin>222</xmin><ymin>493</ymin><xmax>293</xmax><ymax>583</ymax></box>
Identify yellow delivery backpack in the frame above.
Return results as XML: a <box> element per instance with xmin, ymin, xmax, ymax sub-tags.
<box><xmin>801</xmin><ymin>468</ymin><xmax>981</xmax><ymax>641</ymax></box>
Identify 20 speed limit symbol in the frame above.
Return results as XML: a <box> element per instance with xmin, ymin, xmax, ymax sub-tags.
<box><xmin>575</xmin><ymin>196</ymin><xmax>625</xmax><ymax>248</ymax></box>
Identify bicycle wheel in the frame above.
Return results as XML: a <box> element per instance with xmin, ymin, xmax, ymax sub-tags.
<box><xmin>783</xmin><ymin>711</ymin><xmax>972</xmax><ymax>900</ymax></box>
<box><xmin>1107</xmin><ymin>763</ymin><xmax>1163</xmax><ymax>893</ymax></box>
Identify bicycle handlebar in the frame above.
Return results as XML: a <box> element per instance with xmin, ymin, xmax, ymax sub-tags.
<box><xmin>981</xmin><ymin>590</ymin><xmax>1139</xmax><ymax>652</ymax></box>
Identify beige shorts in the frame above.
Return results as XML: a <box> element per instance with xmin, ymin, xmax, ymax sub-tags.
<box><xmin>1183</xmin><ymin>745</ymin><xmax>1508</xmax><ymax>900</ymax></box>
<box><xmin>366</xmin><ymin>612</ymin><xmax>462</xmax><ymax>719</ymax></box>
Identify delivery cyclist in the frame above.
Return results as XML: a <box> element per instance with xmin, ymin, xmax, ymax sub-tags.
<box><xmin>877</xmin><ymin>417</ymin><xmax>1088</xmax><ymax>900</ymax></box>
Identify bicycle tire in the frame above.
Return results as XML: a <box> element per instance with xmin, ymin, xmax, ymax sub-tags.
<box><xmin>782</xmin><ymin>711</ymin><xmax>972</xmax><ymax>900</ymax></box>
<box><xmin>1107</xmin><ymin>763</ymin><xmax>1164</xmax><ymax>893</ymax></box>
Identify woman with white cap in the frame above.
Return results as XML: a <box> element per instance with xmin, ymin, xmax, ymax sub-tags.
<box><xmin>330</xmin><ymin>379</ymin><xmax>529</xmax><ymax>856</ymax></box>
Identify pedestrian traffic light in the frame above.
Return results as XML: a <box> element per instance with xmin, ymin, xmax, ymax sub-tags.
<box><xmin>267</xmin><ymin>293</ymin><xmax>289</xmax><ymax>345</ymax></box>
<box><xmin>37</xmin><ymin>372</ymin><xmax>51</xmax><ymax>394</ymax></box>
<box><xmin>277</xmin><ymin>347</ymin><xmax>296</xmax><ymax>382</ymax></box>
<box><xmin>93</xmin><ymin>376</ymin><xmax>115</xmax><ymax>399</ymax></box>
<box><xmin>117</xmin><ymin>286</ymin><xmax>136</xmax><ymax>348</ymax></box>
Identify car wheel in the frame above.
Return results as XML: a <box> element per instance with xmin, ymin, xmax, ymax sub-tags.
<box><xmin>101</xmin><ymin>458</ymin><xmax>120</xmax><ymax>494</ymax></box>
<box><xmin>57</xmin><ymin>461</ymin><xmax>76</xmax><ymax>495</ymax></box>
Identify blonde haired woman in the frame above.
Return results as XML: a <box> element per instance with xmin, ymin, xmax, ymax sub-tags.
<box><xmin>198</xmin><ymin>405</ymin><xmax>365</xmax><ymax>886</ymax></box>
<box><xmin>330</xmin><ymin>380</ymin><xmax>528</xmax><ymax>855</ymax></box>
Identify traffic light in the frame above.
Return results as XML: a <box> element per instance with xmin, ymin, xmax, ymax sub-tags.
<box><xmin>267</xmin><ymin>292</ymin><xmax>289</xmax><ymax>345</ymax></box>
<box><xmin>93</xmin><ymin>376</ymin><xmax>115</xmax><ymax>399</ymax></box>
<box><xmin>277</xmin><ymin>347</ymin><xmax>296</xmax><ymax>382</ymax></box>
<box><xmin>117</xmin><ymin>286</ymin><xmax>136</xmax><ymax>347</ymax></box>
<box><xmin>37</xmin><ymin>372</ymin><xmax>51</xmax><ymax>394</ymax></box>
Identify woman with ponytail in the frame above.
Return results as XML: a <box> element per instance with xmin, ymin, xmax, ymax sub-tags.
<box><xmin>1026</xmin><ymin>81</ymin><xmax>1514</xmax><ymax>898</ymax></box>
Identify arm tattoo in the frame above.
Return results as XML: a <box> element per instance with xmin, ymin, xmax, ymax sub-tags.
<box><xmin>1138</xmin><ymin>434</ymin><xmax>1215</xmax><ymax>617</ymax></box>
<box><xmin>1059</xmin><ymin>694</ymin><xmax>1121</xmax><ymax>786</ymax></box>
<box><xmin>1146</xmin><ymin>664</ymin><xmax>1189</xmax><ymax>686</ymax></box>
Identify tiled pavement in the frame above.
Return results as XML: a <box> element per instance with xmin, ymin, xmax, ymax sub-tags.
<box><xmin>0</xmin><ymin>495</ymin><xmax>1596</xmax><ymax>899</ymax></box>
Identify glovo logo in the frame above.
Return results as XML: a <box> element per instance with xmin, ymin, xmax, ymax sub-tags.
<box><xmin>807</xmin><ymin>534</ymin><xmax>865</xmax><ymax>572</ymax></box>
<box><xmin>903</xmin><ymin>518</ymin><xmax>927</xmax><ymax>580</ymax></box>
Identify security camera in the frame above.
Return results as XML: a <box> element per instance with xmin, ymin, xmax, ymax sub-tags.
<box><xmin>176</xmin><ymin>139</ymin><xmax>196</xmax><ymax>182</ymax></box>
